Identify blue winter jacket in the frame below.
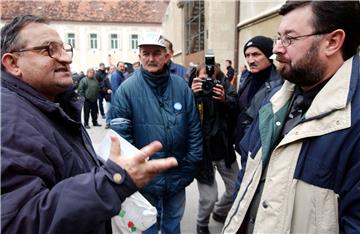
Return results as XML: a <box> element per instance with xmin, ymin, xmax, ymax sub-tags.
<box><xmin>169</xmin><ymin>60</ymin><xmax>187</xmax><ymax>79</ymax></box>
<box><xmin>110</xmin><ymin>69</ymin><xmax>126</xmax><ymax>101</ymax></box>
<box><xmin>111</xmin><ymin>69</ymin><xmax>202</xmax><ymax>195</ymax></box>
<box><xmin>1</xmin><ymin>71</ymin><xmax>137</xmax><ymax>234</ymax></box>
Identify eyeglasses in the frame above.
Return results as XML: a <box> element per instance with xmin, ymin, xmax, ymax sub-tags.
<box><xmin>11</xmin><ymin>42</ymin><xmax>73</xmax><ymax>59</ymax></box>
<box><xmin>273</xmin><ymin>31</ymin><xmax>330</xmax><ymax>47</ymax></box>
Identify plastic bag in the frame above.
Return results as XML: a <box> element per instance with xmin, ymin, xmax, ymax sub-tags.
<box><xmin>112</xmin><ymin>192</ymin><xmax>157</xmax><ymax>233</ymax></box>
<box><xmin>96</xmin><ymin>130</ymin><xmax>157</xmax><ymax>233</ymax></box>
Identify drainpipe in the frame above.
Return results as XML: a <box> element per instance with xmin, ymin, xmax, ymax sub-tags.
<box><xmin>233</xmin><ymin>0</ymin><xmax>240</xmax><ymax>89</ymax></box>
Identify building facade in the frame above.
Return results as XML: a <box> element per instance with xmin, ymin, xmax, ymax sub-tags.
<box><xmin>0</xmin><ymin>0</ymin><xmax>169</xmax><ymax>73</ymax></box>
<box><xmin>162</xmin><ymin>0</ymin><xmax>284</xmax><ymax>86</ymax></box>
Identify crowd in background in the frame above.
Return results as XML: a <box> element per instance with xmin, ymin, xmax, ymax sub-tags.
<box><xmin>1</xmin><ymin>1</ymin><xmax>360</xmax><ymax>234</ymax></box>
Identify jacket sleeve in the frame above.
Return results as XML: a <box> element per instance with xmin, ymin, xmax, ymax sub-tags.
<box><xmin>110</xmin><ymin>83</ymin><xmax>135</xmax><ymax>144</ymax></box>
<box><xmin>339</xmin><ymin>137</ymin><xmax>360</xmax><ymax>233</ymax></box>
<box><xmin>111</xmin><ymin>72</ymin><xmax>122</xmax><ymax>95</ymax></box>
<box><xmin>77</xmin><ymin>78</ymin><xmax>86</xmax><ymax>97</ymax></box>
<box><xmin>1</xmin><ymin>122</ymin><xmax>138</xmax><ymax>234</ymax></box>
<box><xmin>223</xmin><ymin>77</ymin><xmax>238</xmax><ymax>113</ymax></box>
<box><xmin>184</xmin><ymin>86</ymin><xmax>203</xmax><ymax>163</ymax></box>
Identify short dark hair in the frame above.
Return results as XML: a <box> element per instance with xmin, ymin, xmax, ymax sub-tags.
<box><xmin>1</xmin><ymin>15</ymin><xmax>48</xmax><ymax>60</ymax></box>
<box><xmin>116</xmin><ymin>61</ymin><xmax>122</xmax><ymax>67</ymax></box>
<box><xmin>161</xmin><ymin>36</ymin><xmax>174</xmax><ymax>53</ymax></box>
<box><xmin>226</xmin><ymin>59</ymin><xmax>232</xmax><ymax>65</ymax></box>
<box><xmin>279</xmin><ymin>1</ymin><xmax>360</xmax><ymax>61</ymax></box>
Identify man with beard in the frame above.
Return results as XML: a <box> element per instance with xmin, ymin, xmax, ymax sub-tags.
<box><xmin>233</xmin><ymin>35</ymin><xmax>283</xmax><ymax>154</ymax></box>
<box><xmin>223</xmin><ymin>1</ymin><xmax>360</xmax><ymax>233</ymax></box>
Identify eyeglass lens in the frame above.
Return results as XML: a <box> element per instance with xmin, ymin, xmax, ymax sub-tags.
<box><xmin>49</xmin><ymin>42</ymin><xmax>73</xmax><ymax>58</ymax></box>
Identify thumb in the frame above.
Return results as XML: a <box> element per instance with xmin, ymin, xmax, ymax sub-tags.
<box><xmin>109</xmin><ymin>136</ymin><xmax>121</xmax><ymax>162</ymax></box>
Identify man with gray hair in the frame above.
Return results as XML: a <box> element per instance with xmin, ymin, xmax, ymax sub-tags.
<box><xmin>111</xmin><ymin>33</ymin><xmax>202</xmax><ymax>234</ymax></box>
<box><xmin>1</xmin><ymin>15</ymin><xmax>177</xmax><ymax>234</ymax></box>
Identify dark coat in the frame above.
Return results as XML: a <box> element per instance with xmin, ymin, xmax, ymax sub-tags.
<box><xmin>191</xmin><ymin>75</ymin><xmax>238</xmax><ymax>185</ymax></box>
<box><xmin>95</xmin><ymin>69</ymin><xmax>108</xmax><ymax>94</ymax></box>
<box><xmin>234</xmin><ymin>65</ymin><xmax>283</xmax><ymax>153</ymax></box>
<box><xmin>1</xmin><ymin>71</ymin><xmax>137</xmax><ymax>234</ymax></box>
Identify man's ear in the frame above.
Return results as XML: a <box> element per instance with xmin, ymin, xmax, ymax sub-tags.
<box><xmin>1</xmin><ymin>53</ymin><xmax>21</xmax><ymax>77</ymax></box>
<box><xmin>324</xmin><ymin>29</ymin><xmax>345</xmax><ymax>57</ymax></box>
<box><xmin>164</xmin><ymin>51</ymin><xmax>171</xmax><ymax>63</ymax></box>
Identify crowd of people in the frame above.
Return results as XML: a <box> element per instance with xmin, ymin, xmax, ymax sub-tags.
<box><xmin>1</xmin><ymin>1</ymin><xmax>360</xmax><ymax>234</ymax></box>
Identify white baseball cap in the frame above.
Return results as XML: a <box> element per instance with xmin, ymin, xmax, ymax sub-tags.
<box><xmin>138</xmin><ymin>33</ymin><xmax>166</xmax><ymax>48</ymax></box>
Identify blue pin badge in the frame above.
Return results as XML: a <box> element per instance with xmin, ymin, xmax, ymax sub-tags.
<box><xmin>174</xmin><ymin>102</ymin><xmax>182</xmax><ymax>111</ymax></box>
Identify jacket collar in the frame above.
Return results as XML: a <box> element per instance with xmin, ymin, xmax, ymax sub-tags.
<box><xmin>272</xmin><ymin>53</ymin><xmax>359</xmax><ymax>145</ymax></box>
<box><xmin>1</xmin><ymin>70</ymin><xmax>83</xmax><ymax>127</ymax></box>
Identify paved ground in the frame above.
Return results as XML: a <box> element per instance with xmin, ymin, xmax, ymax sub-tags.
<box><xmin>87</xmin><ymin>112</ymin><xmax>225</xmax><ymax>234</ymax></box>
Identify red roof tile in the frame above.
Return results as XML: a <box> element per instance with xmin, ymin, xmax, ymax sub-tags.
<box><xmin>0</xmin><ymin>0</ymin><xmax>169</xmax><ymax>24</ymax></box>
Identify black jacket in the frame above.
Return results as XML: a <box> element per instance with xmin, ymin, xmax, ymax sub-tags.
<box><xmin>234</xmin><ymin>65</ymin><xmax>283</xmax><ymax>153</ymax></box>
<box><xmin>191</xmin><ymin>75</ymin><xmax>238</xmax><ymax>185</ymax></box>
<box><xmin>95</xmin><ymin>69</ymin><xmax>108</xmax><ymax>94</ymax></box>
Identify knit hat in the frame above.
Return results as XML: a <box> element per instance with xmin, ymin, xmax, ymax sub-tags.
<box><xmin>243</xmin><ymin>36</ymin><xmax>273</xmax><ymax>61</ymax></box>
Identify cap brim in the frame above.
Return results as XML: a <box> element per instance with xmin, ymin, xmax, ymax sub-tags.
<box><xmin>138</xmin><ymin>43</ymin><xmax>166</xmax><ymax>48</ymax></box>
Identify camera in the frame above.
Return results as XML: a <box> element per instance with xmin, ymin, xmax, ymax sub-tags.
<box><xmin>202</xmin><ymin>78</ymin><xmax>221</xmax><ymax>96</ymax></box>
<box><xmin>201</xmin><ymin>49</ymin><xmax>220</xmax><ymax>96</ymax></box>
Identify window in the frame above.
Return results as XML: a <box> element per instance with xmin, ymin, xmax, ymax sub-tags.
<box><xmin>67</xmin><ymin>33</ymin><xmax>76</xmax><ymax>49</ymax></box>
<box><xmin>130</xmin><ymin>34</ymin><xmax>138</xmax><ymax>50</ymax></box>
<box><xmin>184</xmin><ymin>0</ymin><xmax>205</xmax><ymax>54</ymax></box>
<box><xmin>90</xmin><ymin>33</ymin><xmax>98</xmax><ymax>49</ymax></box>
<box><xmin>110</xmin><ymin>34</ymin><xmax>118</xmax><ymax>49</ymax></box>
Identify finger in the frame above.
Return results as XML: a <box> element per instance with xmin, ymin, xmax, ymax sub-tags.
<box><xmin>212</xmin><ymin>89</ymin><xmax>221</xmax><ymax>95</ymax></box>
<box><xmin>215</xmin><ymin>84</ymin><xmax>224</xmax><ymax>90</ymax></box>
<box><xmin>109</xmin><ymin>136</ymin><xmax>121</xmax><ymax>161</ymax></box>
<box><xmin>146</xmin><ymin>157</ymin><xmax>178</xmax><ymax>174</ymax></box>
<box><xmin>137</xmin><ymin>141</ymin><xmax>163</xmax><ymax>162</ymax></box>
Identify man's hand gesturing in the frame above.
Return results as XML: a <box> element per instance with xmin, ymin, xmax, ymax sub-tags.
<box><xmin>108</xmin><ymin>136</ymin><xmax>178</xmax><ymax>188</ymax></box>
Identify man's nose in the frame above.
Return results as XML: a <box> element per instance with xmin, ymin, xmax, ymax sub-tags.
<box><xmin>273</xmin><ymin>40</ymin><xmax>285</xmax><ymax>55</ymax></box>
<box><xmin>247</xmin><ymin>56</ymin><xmax>255</xmax><ymax>64</ymax></box>
<box><xmin>56</xmin><ymin>52</ymin><xmax>72</xmax><ymax>64</ymax></box>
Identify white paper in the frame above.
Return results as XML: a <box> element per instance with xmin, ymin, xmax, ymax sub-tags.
<box><xmin>96</xmin><ymin>129</ymin><xmax>140</xmax><ymax>161</ymax></box>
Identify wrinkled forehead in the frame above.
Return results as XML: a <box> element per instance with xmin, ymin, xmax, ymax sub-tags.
<box><xmin>278</xmin><ymin>5</ymin><xmax>314</xmax><ymax>35</ymax></box>
<box><xmin>18</xmin><ymin>22</ymin><xmax>61</xmax><ymax>47</ymax></box>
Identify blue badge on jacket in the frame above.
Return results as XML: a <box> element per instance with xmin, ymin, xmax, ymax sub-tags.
<box><xmin>174</xmin><ymin>102</ymin><xmax>182</xmax><ymax>111</ymax></box>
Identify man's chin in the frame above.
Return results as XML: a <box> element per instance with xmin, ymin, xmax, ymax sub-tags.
<box><xmin>57</xmin><ymin>78</ymin><xmax>74</xmax><ymax>89</ymax></box>
<box><xmin>145</xmin><ymin>67</ymin><xmax>162</xmax><ymax>73</ymax></box>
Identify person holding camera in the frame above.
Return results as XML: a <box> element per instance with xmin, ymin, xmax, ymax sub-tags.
<box><xmin>190</xmin><ymin>62</ymin><xmax>239</xmax><ymax>234</ymax></box>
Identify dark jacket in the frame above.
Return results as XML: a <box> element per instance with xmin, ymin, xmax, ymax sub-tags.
<box><xmin>95</xmin><ymin>69</ymin><xmax>108</xmax><ymax>94</ymax></box>
<box><xmin>110</xmin><ymin>69</ymin><xmax>126</xmax><ymax>100</ymax></box>
<box><xmin>226</xmin><ymin>65</ymin><xmax>235</xmax><ymax>82</ymax></box>
<box><xmin>169</xmin><ymin>60</ymin><xmax>187</xmax><ymax>79</ymax></box>
<box><xmin>1</xmin><ymin>71</ymin><xmax>137</xmax><ymax>234</ymax></box>
<box><xmin>111</xmin><ymin>68</ymin><xmax>202</xmax><ymax>195</ymax></box>
<box><xmin>191</xmin><ymin>75</ymin><xmax>238</xmax><ymax>185</ymax></box>
<box><xmin>78</xmin><ymin>76</ymin><xmax>100</xmax><ymax>102</ymax></box>
<box><xmin>234</xmin><ymin>65</ymin><xmax>283</xmax><ymax>153</ymax></box>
